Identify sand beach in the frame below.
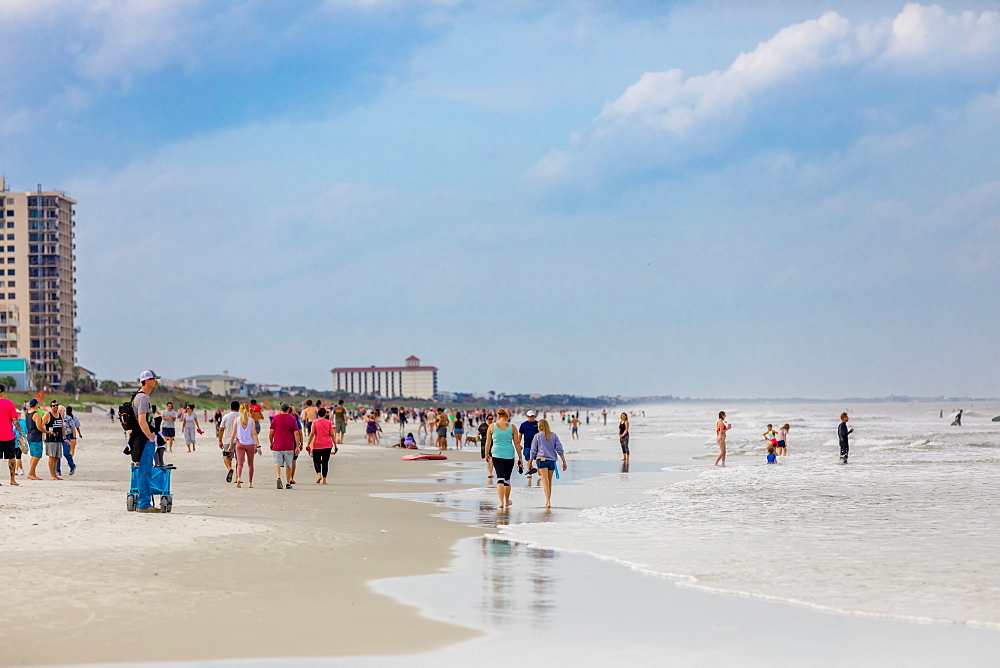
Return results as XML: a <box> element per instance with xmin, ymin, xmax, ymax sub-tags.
<box><xmin>1</xmin><ymin>410</ymin><xmax>486</xmax><ymax>665</ymax></box>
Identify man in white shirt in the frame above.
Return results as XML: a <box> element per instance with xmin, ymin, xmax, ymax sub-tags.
<box><xmin>218</xmin><ymin>400</ymin><xmax>240</xmax><ymax>483</ymax></box>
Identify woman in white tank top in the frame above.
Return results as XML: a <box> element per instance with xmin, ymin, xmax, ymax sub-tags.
<box><xmin>230</xmin><ymin>404</ymin><xmax>260</xmax><ymax>488</ymax></box>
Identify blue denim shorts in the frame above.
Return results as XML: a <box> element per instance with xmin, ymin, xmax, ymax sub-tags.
<box><xmin>536</xmin><ymin>459</ymin><xmax>556</xmax><ymax>471</ymax></box>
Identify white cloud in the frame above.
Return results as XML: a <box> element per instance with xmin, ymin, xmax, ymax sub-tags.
<box><xmin>883</xmin><ymin>3</ymin><xmax>1000</xmax><ymax>68</ymax></box>
<box><xmin>72</xmin><ymin>0</ymin><xmax>202</xmax><ymax>89</ymax></box>
<box><xmin>531</xmin><ymin>4</ymin><xmax>1000</xmax><ymax>191</ymax></box>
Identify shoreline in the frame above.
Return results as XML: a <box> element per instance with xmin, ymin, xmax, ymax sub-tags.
<box><xmin>0</xmin><ymin>413</ymin><xmax>491</xmax><ymax>665</ymax></box>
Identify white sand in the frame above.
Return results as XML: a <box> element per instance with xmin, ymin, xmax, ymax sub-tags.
<box><xmin>0</xmin><ymin>409</ymin><xmax>487</xmax><ymax>665</ymax></box>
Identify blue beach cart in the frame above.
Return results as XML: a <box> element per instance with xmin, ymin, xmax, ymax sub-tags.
<box><xmin>126</xmin><ymin>464</ymin><xmax>174</xmax><ymax>513</ymax></box>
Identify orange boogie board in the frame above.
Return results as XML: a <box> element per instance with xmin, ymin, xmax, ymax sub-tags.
<box><xmin>402</xmin><ymin>454</ymin><xmax>448</xmax><ymax>461</ymax></box>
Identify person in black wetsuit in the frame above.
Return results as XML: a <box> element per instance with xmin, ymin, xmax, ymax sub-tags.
<box><xmin>838</xmin><ymin>412</ymin><xmax>853</xmax><ymax>464</ymax></box>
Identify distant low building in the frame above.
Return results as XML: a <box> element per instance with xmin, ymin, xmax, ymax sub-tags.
<box><xmin>76</xmin><ymin>366</ymin><xmax>98</xmax><ymax>382</ymax></box>
<box><xmin>331</xmin><ymin>355</ymin><xmax>438</xmax><ymax>400</ymax></box>
<box><xmin>178</xmin><ymin>372</ymin><xmax>246</xmax><ymax>397</ymax></box>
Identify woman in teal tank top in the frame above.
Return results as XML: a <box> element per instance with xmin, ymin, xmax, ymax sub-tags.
<box><xmin>487</xmin><ymin>407</ymin><xmax>523</xmax><ymax>509</ymax></box>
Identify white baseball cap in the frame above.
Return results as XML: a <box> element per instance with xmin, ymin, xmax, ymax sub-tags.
<box><xmin>526</xmin><ymin>410</ymin><xmax>536</xmax><ymax>417</ymax></box>
<box><xmin>139</xmin><ymin>370</ymin><xmax>161</xmax><ymax>381</ymax></box>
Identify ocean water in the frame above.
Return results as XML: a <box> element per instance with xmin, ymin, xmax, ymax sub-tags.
<box><xmin>482</xmin><ymin>401</ymin><xmax>1000</xmax><ymax>627</ymax></box>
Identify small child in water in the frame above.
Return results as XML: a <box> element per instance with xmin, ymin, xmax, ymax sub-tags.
<box><xmin>766</xmin><ymin>445</ymin><xmax>777</xmax><ymax>464</ymax></box>
<box><xmin>403</xmin><ymin>433</ymin><xmax>417</xmax><ymax>449</ymax></box>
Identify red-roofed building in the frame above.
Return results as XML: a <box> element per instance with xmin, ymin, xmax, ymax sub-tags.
<box><xmin>331</xmin><ymin>356</ymin><xmax>438</xmax><ymax>399</ymax></box>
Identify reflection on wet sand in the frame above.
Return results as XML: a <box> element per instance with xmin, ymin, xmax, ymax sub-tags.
<box><xmin>480</xmin><ymin>537</ymin><xmax>557</xmax><ymax>627</ymax></box>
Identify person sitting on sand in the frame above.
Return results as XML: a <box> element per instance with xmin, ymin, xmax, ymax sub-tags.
<box><xmin>404</xmin><ymin>433</ymin><xmax>417</xmax><ymax>449</ymax></box>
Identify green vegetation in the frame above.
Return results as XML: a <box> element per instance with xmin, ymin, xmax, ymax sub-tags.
<box><xmin>7</xmin><ymin>390</ymin><xmax>224</xmax><ymax>412</ymax></box>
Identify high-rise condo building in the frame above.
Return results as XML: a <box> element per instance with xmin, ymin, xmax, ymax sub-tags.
<box><xmin>0</xmin><ymin>177</ymin><xmax>78</xmax><ymax>390</ymax></box>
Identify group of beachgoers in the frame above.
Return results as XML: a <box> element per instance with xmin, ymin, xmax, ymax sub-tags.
<box><xmin>0</xmin><ymin>384</ymin><xmax>82</xmax><ymax>485</ymax></box>
<box><xmin>714</xmin><ymin>411</ymin><xmax>857</xmax><ymax>465</ymax></box>
<box><xmin>141</xmin><ymin>397</ymin><xmax>353</xmax><ymax>493</ymax></box>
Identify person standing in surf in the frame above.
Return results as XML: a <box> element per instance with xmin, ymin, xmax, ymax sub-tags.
<box><xmin>619</xmin><ymin>413</ymin><xmax>630</xmax><ymax>462</ymax></box>
<box><xmin>953</xmin><ymin>409</ymin><xmax>963</xmax><ymax>426</ymax></box>
<box><xmin>715</xmin><ymin>411</ymin><xmax>731</xmax><ymax>467</ymax></box>
<box><xmin>776</xmin><ymin>424</ymin><xmax>790</xmax><ymax>456</ymax></box>
<box><xmin>838</xmin><ymin>412</ymin><xmax>853</xmax><ymax>464</ymax></box>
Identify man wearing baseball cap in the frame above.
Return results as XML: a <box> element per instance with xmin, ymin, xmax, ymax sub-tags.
<box><xmin>268</xmin><ymin>402</ymin><xmax>301</xmax><ymax>489</ymax></box>
<box><xmin>131</xmin><ymin>370</ymin><xmax>162</xmax><ymax>513</ymax></box>
<box><xmin>519</xmin><ymin>410</ymin><xmax>540</xmax><ymax>477</ymax></box>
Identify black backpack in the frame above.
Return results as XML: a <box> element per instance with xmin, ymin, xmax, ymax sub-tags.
<box><xmin>119</xmin><ymin>392</ymin><xmax>141</xmax><ymax>432</ymax></box>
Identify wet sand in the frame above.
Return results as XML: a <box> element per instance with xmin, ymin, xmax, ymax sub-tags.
<box><xmin>0</xmin><ymin>411</ymin><xmax>487</xmax><ymax>665</ymax></box>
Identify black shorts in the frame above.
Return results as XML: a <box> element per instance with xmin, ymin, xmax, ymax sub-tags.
<box><xmin>0</xmin><ymin>439</ymin><xmax>17</xmax><ymax>459</ymax></box>
<box><xmin>493</xmin><ymin>457</ymin><xmax>515</xmax><ymax>485</ymax></box>
<box><xmin>161</xmin><ymin>427</ymin><xmax>176</xmax><ymax>438</ymax></box>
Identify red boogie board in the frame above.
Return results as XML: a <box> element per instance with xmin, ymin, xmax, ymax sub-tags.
<box><xmin>402</xmin><ymin>454</ymin><xmax>448</xmax><ymax>461</ymax></box>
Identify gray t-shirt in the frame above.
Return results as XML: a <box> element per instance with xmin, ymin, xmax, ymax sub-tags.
<box><xmin>132</xmin><ymin>392</ymin><xmax>151</xmax><ymax>420</ymax></box>
<box><xmin>130</xmin><ymin>392</ymin><xmax>153</xmax><ymax>444</ymax></box>
<box><xmin>161</xmin><ymin>409</ymin><xmax>178</xmax><ymax>427</ymax></box>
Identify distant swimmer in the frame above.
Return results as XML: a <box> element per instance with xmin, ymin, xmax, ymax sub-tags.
<box><xmin>715</xmin><ymin>411</ymin><xmax>731</xmax><ymax>467</ymax></box>
<box><xmin>602</xmin><ymin>409</ymin><xmax>607</xmax><ymax>425</ymax></box>
<box><xmin>951</xmin><ymin>409</ymin><xmax>963</xmax><ymax>426</ymax></box>
<box><xmin>838</xmin><ymin>412</ymin><xmax>853</xmax><ymax>464</ymax></box>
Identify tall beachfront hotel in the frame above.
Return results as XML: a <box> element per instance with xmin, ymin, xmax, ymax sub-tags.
<box><xmin>331</xmin><ymin>356</ymin><xmax>438</xmax><ymax>400</ymax></box>
<box><xmin>0</xmin><ymin>177</ymin><xmax>77</xmax><ymax>390</ymax></box>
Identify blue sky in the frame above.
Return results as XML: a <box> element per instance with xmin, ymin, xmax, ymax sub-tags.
<box><xmin>1</xmin><ymin>0</ymin><xmax>998</xmax><ymax>398</ymax></box>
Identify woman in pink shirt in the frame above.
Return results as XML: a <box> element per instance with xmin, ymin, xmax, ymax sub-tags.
<box><xmin>306</xmin><ymin>407</ymin><xmax>337</xmax><ymax>484</ymax></box>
